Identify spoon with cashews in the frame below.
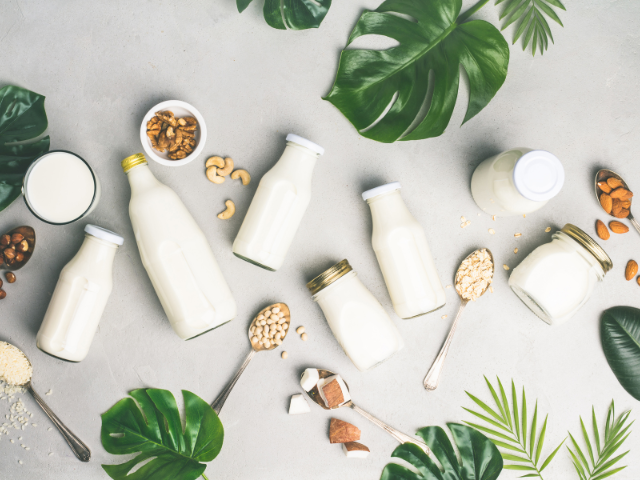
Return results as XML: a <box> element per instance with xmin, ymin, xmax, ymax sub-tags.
<box><xmin>211</xmin><ymin>303</ymin><xmax>290</xmax><ymax>414</ymax></box>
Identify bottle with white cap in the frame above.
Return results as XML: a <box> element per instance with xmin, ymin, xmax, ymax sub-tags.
<box><xmin>36</xmin><ymin>225</ymin><xmax>124</xmax><ymax>362</ymax></box>
<box><xmin>470</xmin><ymin>148</ymin><xmax>565</xmax><ymax>217</ymax></box>
<box><xmin>363</xmin><ymin>182</ymin><xmax>446</xmax><ymax>319</ymax></box>
<box><xmin>233</xmin><ymin>134</ymin><xmax>324</xmax><ymax>271</ymax></box>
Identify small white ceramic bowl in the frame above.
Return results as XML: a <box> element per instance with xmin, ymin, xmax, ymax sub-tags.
<box><xmin>140</xmin><ymin>100</ymin><xmax>207</xmax><ymax>167</ymax></box>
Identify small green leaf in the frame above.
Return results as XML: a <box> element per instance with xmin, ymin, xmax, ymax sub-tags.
<box><xmin>500</xmin><ymin>0</ymin><xmax>526</xmax><ymax>21</ymax></box>
<box><xmin>593</xmin><ymin>451</ymin><xmax>629</xmax><ymax>476</ymax></box>
<box><xmin>541</xmin><ymin>0</ymin><xmax>565</xmax><ymax>11</ymax></box>
<box><xmin>569</xmin><ymin>433</ymin><xmax>590</xmax><ymax>471</ymax></box>
<box><xmin>512</xmin><ymin>8</ymin><xmax>534</xmax><ymax>43</ymax></box>
<box><xmin>568</xmin><ymin>448</ymin><xmax>587</xmax><ymax>479</ymax></box>
<box><xmin>466</xmin><ymin>392</ymin><xmax>507</xmax><ymax>424</ymax></box>
<box><xmin>502</xmin><ymin>453</ymin><xmax>530</xmax><ymax>462</ymax></box>
<box><xmin>463</xmin><ymin>421</ymin><xmax>516</xmax><ymax>442</ymax></box>
<box><xmin>512</xmin><ymin>381</ymin><xmax>521</xmax><ymax>441</ymax></box>
<box><xmin>498</xmin><ymin>377</ymin><xmax>513</xmax><ymax>429</ymax></box>
<box><xmin>503</xmin><ymin>464</ymin><xmax>537</xmax><ymax>470</ymax></box>
<box><xmin>593</xmin><ymin>407</ymin><xmax>602</xmax><ymax>455</ymax></box>
<box><xmin>485</xmin><ymin>376</ymin><xmax>508</xmax><ymax>422</ymax></box>
<box><xmin>592</xmin><ymin>466</ymin><xmax>627</xmax><ymax>480</ymax></box>
<box><xmin>534</xmin><ymin>0</ymin><xmax>563</xmax><ymax>26</ymax></box>
<box><xmin>492</xmin><ymin>439</ymin><xmax>527</xmax><ymax>454</ymax></box>
<box><xmin>535</xmin><ymin>415</ymin><xmax>547</xmax><ymax>464</ymax></box>
<box><xmin>539</xmin><ymin>438</ymin><xmax>565</xmax><ymax>471</ymax></box>
<box><xmin>529</xmin><ymin>402</ymin><xmax>537</xmax><ymax>459</ymax></box>
<box><xmin>462</xmin><ymin>407</ymin><xmax>511</xmax><ymax>432</ymax></box>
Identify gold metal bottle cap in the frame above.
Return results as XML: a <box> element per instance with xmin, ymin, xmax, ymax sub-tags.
<box><xmin>561</xmin><ymin>223</ymin><xmax>613</xmax><ymax>274</ymax></box>
<box><xmin>121</xmin><ymin>153</ymin><xmax>147</xmax><ymax>173</ymax></box>
<box><xmin>307</xmin><ymin>259</ymin><xmax>353</xmax><ymax>295</ymax></box>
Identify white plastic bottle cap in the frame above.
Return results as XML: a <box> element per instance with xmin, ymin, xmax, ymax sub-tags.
<box><xmin>85</xmin><ymin>224</ymin><xmax>124</xmax><ymax>246</ymax></box>
<box><xmin>362</xmin><ymin>182</ymin><xmax>401</xmax><ymax>201</ymax></box>
<box><xmin>513</xmin><ymin>150</ymin><xmax>564</xmax><ymax>202</ymax></box>
<box><xmin>286</xmin><ymin>134</ymin><xmax>324</xmax><ymax>156</ymax></box>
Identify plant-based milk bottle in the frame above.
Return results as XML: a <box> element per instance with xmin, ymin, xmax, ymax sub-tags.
<box><xmin>363</xmin><ymin>182</ymin><xmax>446</xmax><ymax>318</ymax></box>
<box><xmin>232</xmin><ymin>134</ymin><xmax>324</xmax><ymax>271</ymax></box>
<box><xmin>122</xmin><ymin>153</ymin><xmax>237</xmax><ymax>340</ymax></box>
<box><xmin>36</xmin><ymin>225</ymin><xmax>123</xmax><ymax>362</ymax></box>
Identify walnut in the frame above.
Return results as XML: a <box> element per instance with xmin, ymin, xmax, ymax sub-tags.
<box><xmin>146</xmin><ymin>111</ymin><xmax>198</xmax><ymax>160</ymax></box>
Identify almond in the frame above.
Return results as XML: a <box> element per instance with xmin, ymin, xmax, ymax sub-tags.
<box><xmin>595</xmin><ymin>220</ymin><xmax>610</xmax><ymax>240</ymax></box>
<box><xmin>329</xmin><ymin>418</ymin><xmax>361</xmax><ymax>444</ymax></box>
<box><xmin>620</xmin><ymin>200</ymin><xmax>632</xmax><ymax>209</ymax></box>
<box><xmin>610</xmin><ymin>188</ymin><xmax>631</xmax><ymax>199</ymax></box>
<box><xmin>612</xmin><ymin>199</ymin><xmax>623</xmax><ymax>217</ymax></box>
<box><xmin>609</xmin><ymin>221</ymin><xmax>629</xmax><ymax>234</ymax></box>
<box><xmin>607</xmin><ymin>177</ymin><xmax>624</xmax><ymax>189</ymax></box>
<box><xmin>613</xmin><ymin>208</ymin><xmax>630</xmax><ymax>219</ymax></box>
<box><xmin>625</xmin><ymin>260</ymin><xmax>638</xmax><ymax>281</ymax></box>
<box><xmin>597</xmin><ymin>181</ymin><xmax>612</xmax><ymax>193</ymax></box>
<box><xmin>600</xmin><ymin>193</ymin><xmax>613</xmax><ymax>214</ymax></box>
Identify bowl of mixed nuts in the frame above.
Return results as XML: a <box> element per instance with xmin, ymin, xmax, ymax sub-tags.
<box><xmin>140</xmin><ymin>100</ymin><xmax>207</xmax><ymax>167</ymax></box>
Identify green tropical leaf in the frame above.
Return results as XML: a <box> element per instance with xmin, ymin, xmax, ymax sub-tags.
<box><xmin>101</xmin><ymin>389</ymin><xmax>224</xmax><ymax>480</ymax></box>
<box><xmin>0</xmin><ymin>85</ymin><xmax>50</xmax><ymax>212</ymax></box>
<box><xmin>538</xmin><ymin>438</ymin><xmax>565</xmax><ymax>471</ymax></box>
<box><xmin>497</xmin><ymin>0</ymin><xmax>565</xmax><ymax>55</ymax></box>
<box><xmin>601</xmin><ymin>306</ymin><xmax>640</xmax><ymax>401</ymax></box>
<box><xmin>379</xmin><ymin>423</ymin><xmax>503</xmax><ymax>480</ymax></box>
<box><xmin>324</xmin><ymin>0</ymin><xmax>509</xmax><ymax>143</ymax></box>
<box><xmin>238</xmin><ymin>0</ymin><xmax>331</xmax><ymax>30</ymax></box>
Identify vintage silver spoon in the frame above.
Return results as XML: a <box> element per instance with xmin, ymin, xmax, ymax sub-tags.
<box><xmin>304</xmin><ymin>368</ymin><xmax>431</xmax><ymax>454</ymax></box>
<box><xmin>424</xmin><ymin>248</ymin><xmax>494</xmax><ymax>391</ymax></box>
<box><xmin>0</xmin><ymin>226</ymin><xmax>36</xmax><ymax>271</ymax></box>
<box><xmin>211</xmin><ymin>303</ymin><xmax>290</xmax><ymax>414</ymax></box>
<box><xmin>595</xmin><ymin>169</ymin><xmax>640</xmax><ymax>236</ymax></box>
<box><xmin>7</xmin><ymin>344</ymin><xmax>91</xmax><ymax>462</ymax></box>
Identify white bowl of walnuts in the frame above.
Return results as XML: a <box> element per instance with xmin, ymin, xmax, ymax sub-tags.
<box><xmin>140</xmin><ymin>100</ymin><xmax>207</xmax><ymax>167</ymax></box>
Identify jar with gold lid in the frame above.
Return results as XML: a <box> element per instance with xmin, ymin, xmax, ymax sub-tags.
<box><xmin>508</xmin><ymin>224</ymin><xmax>612</xmax><ymax>325</ymax></box>
<box><xmin>307</xmin><ymin>260</ymin><xmax>404</xmax><ymax>371</ymax></box>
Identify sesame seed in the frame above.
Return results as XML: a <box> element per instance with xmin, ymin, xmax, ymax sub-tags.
<box><xmin>514</xmin><ymin>248</ymin><xmax>518</xmax><ymax>254</ymax></box>
<box><xmin>545</xmin><ymin>227</ymin><xmax>551</xmax><ymax>233</ymax></box>
<box><xmin>503</xmin><ymin>264</ymin><xmax>510</xmax><ymax>270</ymax></box>
<box><xmin>514</xmin><ymin>233</ymin><xmax>522</xmax><ymax>237</ymax></box>
<box><xmin>441</xmin><ymin>315</ymin><xmax>448</xmax><ymax>319</ymax></box>
<box><xmin>488</xmin><ymin>228</ymin><xmax>495</xmax><ymax>234</ymax></box>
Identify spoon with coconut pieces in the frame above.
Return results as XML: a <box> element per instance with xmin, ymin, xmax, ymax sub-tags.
<box><xmin>0</xmin><ymin>341</ymin><xmax>91</xmax><ymax>462</ymax></box>
<box><xmin>423</xmin><ymin>248</ymin><xmax>494</xmax><ymax>391</ymax></box>
<box><xmin>301</xmin><ymin>368</ymin><xmax>431</xmax><ymax>454</ymax></box>
<box><xmin>211</xmin><ymin>303</ymin><xmax>290</xmax><ymax>414</ymax></box>
<box><xmin>595</xmin><ymin>169</ymin><xmax>640</xmax><ymax>237</ymax></box>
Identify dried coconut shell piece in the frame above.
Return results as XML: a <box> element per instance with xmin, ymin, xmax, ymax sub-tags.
<box><xmin>329</xmin><ymin>418</ymin><xmax>361</xmax><ymax>444</ymax></box>
<box><xmin>343</xmin><ymin>441</ymin><xmax>370</xmax><ymax>458</ymax></box>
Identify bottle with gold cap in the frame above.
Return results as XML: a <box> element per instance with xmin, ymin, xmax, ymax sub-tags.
<box><xmin>121</xmin><ymin>153</ymin><xmax>237</xmax><ymax>339</ymax></box>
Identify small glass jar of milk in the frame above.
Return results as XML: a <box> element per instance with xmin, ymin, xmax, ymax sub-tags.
<box><xmin>509</xmin><ymin>224</ymin><xmax>612</xmax><ymax>326</ymax></box>
<box><xmin>36</xmin><ymin>225</ymin><xmax>123</xmax><ymax>362</ymax></box>
<box><xmin>363</xmin><ymin>182</ymin><xmax>446</xmax><ymax>319</ymax></box>
<box><xmin>23</xmin><ymin>151</ymin><xmax>100</xmax><ymax>225</ymax></box>
<box><xmin>307</xmin><ymin>260</ymin><xmax>404</xmax><ymax>371</ymax></box>
<box><xmin>470</xmin><ymin>149</ymin><xmax>564</xmax><ymax>217</ymax></box>
<box><xmin>233</xmin><ymin>134</ymin><xmax>324</xmax><ymax>271</ymax></box>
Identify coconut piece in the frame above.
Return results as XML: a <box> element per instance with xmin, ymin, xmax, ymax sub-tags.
<box><xmin>300</xmin><ymin>368</ymin><xmax>320</xmax><ymax>392</ymax></box>
<box><xmin>329</xmin><ymin>418</ymin><xmax>361</xmax><ymax>444</ymax></box>
<box><xmin>288</xmin><ymin>394</ymin><xmax>310</xmax><ymax>415</ymax></box>
<box><xmin>343</xmin><ymin>441</ymin><xmax>370</xmax><ymax>458</ymax></box>
<box><xmin>319</xmin><ymin>375</ymin><xmax>350</xmax><ymax>408</ymax></box>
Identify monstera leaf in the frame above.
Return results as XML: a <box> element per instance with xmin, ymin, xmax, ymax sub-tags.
<box><xmin>380</xmin><ymin>423</ymin><xmax>503</xmax><ymax>480</ymax></box>
<box><xmin>237</xmin><ymin>0</ymin><xmax>331</xmax><ymax>30</ymax></box>
<box><xmin>324</xmin><ymin>0</ymin><xmax>509</xmax><ymax>143</ymax></box>
<box><xmin>601</xmin><ymin>306</ymin><xmax>640</xmax><ymax>401</ymax></box>
<box><xmin>101</xmin><ymin>389</ymin><xmax>224</xmax><ymax>480</ymax></box>
<box><xmin>0</xmin><ymin>85</ymin><xmax>50</xmax><ymax>212</ymax></box>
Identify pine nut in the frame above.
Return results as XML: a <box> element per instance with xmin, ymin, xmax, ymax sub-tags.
<box><xmin>301</xmin><ymin>333</ymin><xmax>308</xmax><ymax>341</ymax></box>
<box><xmin>296</xmin><ymin>326</ymin><xmax>305</xmax><ymax>334</ymax></box>
<box><xmin>281</xmin><ymin>351</ymin><xmax>288</xmax><ymax>359</ymax></box>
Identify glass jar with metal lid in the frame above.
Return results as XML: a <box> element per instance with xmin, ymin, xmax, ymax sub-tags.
<box><xmin>307</xmin><ymin>260</ymin><xmax>404</xmax><ymax>371</ymax></box>
<box><xmin>508</xmin><ymin>224</ymin><xmax>612</xmax><ymax>325</ymax></box>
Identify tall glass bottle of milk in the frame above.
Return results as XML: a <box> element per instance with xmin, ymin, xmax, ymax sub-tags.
<box><xmin>232</xmin><ymin>134</ymin><xmax>324</xmax><ymax>271</ymax></box>
<box><xmin>122</xmin><ymin>153</ymin><xmax>237</xmax><ymax>340</ymax></box>
<box><xmin>363</xmin><ymin>182</ymin><xmax>446</xmax><ymax>319</ymax></box>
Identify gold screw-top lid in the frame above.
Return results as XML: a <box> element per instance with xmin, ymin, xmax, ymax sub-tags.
<box><xmin>307</xmin><ymin>259</ymin><xmax>353</xmax><ymax>296</ymax></box>
<box><xmin>561</xmin><ymin>223</ymin><xmax>613</xmax><ymax>274</ymax></box>
<box><xmin>122</xmin><ymin>153</ymin><xmax>147</xmax><ymax>173</ymax></box>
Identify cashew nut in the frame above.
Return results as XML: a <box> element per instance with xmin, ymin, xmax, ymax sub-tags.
<box><xmin>230</xmin><ymin>169</ymin><xmax>251</xmax><ymax>186</ymax></box>
<box><xmin>217</xmin><ymin>157</ymin><xmax>234</xmax><ymax>177</ymax></box>
<box><xmin>205</xmin><ymin>156</ymin><xmax>225</xmax><ymax>169</ymax></box>
<box><xmin>217</xmin><ymin>200</ymin><xmax>236</xmax><ymax>220</ymax></box>
<box><xmin>206</xmin><ymin>166</ymin><xmax>225</xmax><ymax>184</ymax></box>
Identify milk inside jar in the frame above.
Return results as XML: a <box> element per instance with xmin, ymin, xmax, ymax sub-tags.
<box><xmin>509</xmin><ymin>224</ymin><xmax>612</xmax><ymax>325</ymax></box>
<box><xmin>23</xmin><ymin>151</ymin><xmax>100</xmax><ymax>224</ymax></box>
<box><xmin>233</xmin><ymin>134</ymin><xmax>324</xmax><ymax>271</ymax></box>
<box><xmin>471</xmin><ymin>149</ymin><xmax>564</xmax><ymax>217</ymax></box>
<box><xmin>122</xmin><ymin>153</ymin><xmax>237</xmax><ymax>340</ymax></box>
<box><xmin>36</xmin><ymin>225</ymin><xmax>123</xmax><ymax>362</ymax></box>
<box><xmin>308</xmin><ymin>260</ymin><xmax>404</xmax><ymax>371</ymax></box>
<box><xmin>363</xmin><ymin>182</ymin><xmax>445</xmax><ymax>318</ymax></box>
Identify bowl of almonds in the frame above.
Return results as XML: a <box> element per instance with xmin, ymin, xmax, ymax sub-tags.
<box><xmin>139</xmin><ymin>100</ymin><xmax>207</xmax><ymax>167</ymax></box>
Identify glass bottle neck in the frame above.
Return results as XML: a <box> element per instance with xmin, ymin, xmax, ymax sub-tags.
<box><xmin>77</xmin><ymin>234</ymin><xmax>118</xmax><ymax>265</ymax></box>
<box><xmin>126</xmin><ymin>164</ymin><xmax>162</xmax><ymax>194</ymax></box>
<box><xmin>367</xmin><ymin>190</ymin><xmax>410</xmax><ymax>219</ymax></box>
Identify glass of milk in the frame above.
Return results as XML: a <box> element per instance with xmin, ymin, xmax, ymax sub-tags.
<box><xmin>23</xmin><ymin>151</ymin><xmax>100</xmax><ymax>225</ymax></box>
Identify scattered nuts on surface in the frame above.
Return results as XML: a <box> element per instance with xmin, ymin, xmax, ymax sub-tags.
<box><xmin>6</xmin><ymin>272</ymin><xmax>16</xmax><ymax>283</ymax></box>
<box><xmin>545</xmin><ymin>227</ymin><xmax>551</xmax><ymax>233</ymax></box>
<box><xmin>460</xmin><ymin>216</ymin><xmax>466</xmax><ymax>222</ymax></box>
<box><xmin>206</xmin><ymin>166</ymin><xmax>225</xmax><ymax>184</ymax></box>
<box><xmin>488</xmin><ymin>228</ymin><xmax>495</xmax><ymax>234</ymax></box>
<box><xmin>625</xmin><ymin>260</ymin><xmax>638</xmax><ymax>281</ymax></box>
<box><xmin>296</xmin><ymin>326</ymin><xmax>305</xmax><ymax>335</ymax></box>
<box><xmin>460</xmin><ymin>220</ymin><xmax>471</xmax><ymax>228</ymax></box>
<box><xmin>146</xmin><ymin>111</ymin><xmax>198</xmax><ymax>160</ymax></box>
<box><xmin>596</xmin><ymin>220</ymin><xmax>610</xmax><ymax>240</ymax></box>
<box><xmin>503</xmin><ymin>264</ymin><xmax>510</xmax><ymax>271</ymax></box>
<box><xmin>514</xmin><ymin>233</ymin><xmax>522</xmax><ymax>238</ymax></box>
<box><xmin>0</xmin><ymin>290</ymin><xmax>6</xmax><ymax>300</ymax></box>
<box><xmin>217</xmin><ymin>200</ymin><xmax>236</xmax><ymax>220</ymax></box>
<box><xmin>281</xmin><ymin>351</ymin><xmax>288</xmax><ymax>359</ymax></box>
<box><xmin>441</xmin><ymin>315</ymin><xmax>447</xmax><ymax>319</ymax></box>
<box><xmin>231</xmin><ymin>169</ymin><xmax>251</xmax><ymax>185</ymax></box>
<box><xmin>609</xmin><ymin>221</ymin><xmax>629</xmax><ymax>234</ymax></box>
<box><xmin>300</xmin><ymin>333</ymin><xmax>308</xmax><ymax>341</ymax></box>
<box><xmin>205</xmin><ymin>156</ymin><xmax>225</xmax><ymax>169</ymax></box>
<box><xmin>514</xmin><ymin>248</ymin><xmax>518</xmax><ymax>254</ymax></box>
<box><xmin>492</xmin><ymin>215</ymin><xmax>496</xmax><ymax>221</ymax></box>
<box><xmin>217</xmin><ymin>157</ymin><xmax>234</xmax><ymax>177</ymax></box>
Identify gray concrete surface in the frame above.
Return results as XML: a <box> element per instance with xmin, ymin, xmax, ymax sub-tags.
<box><xmin>1</xmin><ymin>0</ymin><xmax>639</xmax><ymax>478</ymax></box>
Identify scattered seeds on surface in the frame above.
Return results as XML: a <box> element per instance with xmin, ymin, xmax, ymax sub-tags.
<box><xmin>488</xmin><ymin>228</ymin><xmax>495</xmax><ymax>234</ymax></box>
<box><xmin>300</xmin><ymin>333</ymin><xmax>309</xmax><ymax>341</ymax></box>
<box><xmin>48</xmin><ymin>452</ymin><xmax>53</xmax><ymax>456</ymax></box>
<box><xmin>296</xmin><ymin>326</ymin><xmax>305</xmax><ymax>335</ymax></box>
<box><xmin>492</xmin><ymin>215</ymin><xmax>496</xmax><ymax>221</ymax></box>
<box><xmin>445</xmin><ymin>284</ymin><xmax>452</xmax><ymax>289</ymax></box>
<box><xmin>281</xmin><ymin>351</ymin><xmax>288</xmax><ymax>360</ymax></box>
<box><xmin>523</xmin><ymin>214</ymin><xmax>526</xmax><ymax>218</ymax></box>
<box><xmin>460</xmin><ymin>220</ymin><xmax>471</xmax><ymax>228</ymax></box>
<box><xmin>489</xmin><ymin>286</ymin><xmax>494</xmax><ymax>293</ymax></box>
<box><xmin>460</xmin><ymin>216</ymin><xmax>466</xmax><ymax>222</ymax></box>
<box><xmin>514</xmin><ymin>233</ymin><xmax>522</xmax><ymax>238</ymax></box>
<box><xmin>545</xmin><ymin>227</ymin><xmax>551</xmax><ymax>233</ymax></box>
<box><xmin>441</xmin><ymin>315</ymin><xmax>447</xmax><ymax>319</ymax></box>
<box><xmin>45</xmin><ymin>390</ymin><xmax>52</xmax><ymax>396</ymax></box>
<box><xmin>503</xmin><ymin>264</ymin><xmax>510</xmax><ymax>271</ymax></box>
<box><xmin>514</xmin><ymin>248</ymin><xmax>518</xmax><ymax>254</ymax></box>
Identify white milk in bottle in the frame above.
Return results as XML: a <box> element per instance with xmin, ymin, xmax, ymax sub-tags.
<box><xmin>122</xmin><ymin>153</ymin><xmax>237</xmax><ymax>340</ymax></box>
<box><xmin>232</xmin><ymin>134</ymin><xmax>324</xmax><ymax>271</ymax></box>
<box><xmin>36</xmin><ymin>225</ymin><xmax>123</xmax><ymax>362</ymax></box>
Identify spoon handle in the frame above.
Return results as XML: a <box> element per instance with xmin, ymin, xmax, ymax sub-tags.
<box><xmin>26</xmin><ymin>384</ymin><xmax>91</xmax><ymax>462</ymax></box>
<box><xmin>423</xmin><ymin>300</ymin><xmax>468</xmax><ymax>391</ymax></box>
<box><xmin>630</xmin><ymin>215</ymin><xmax>640</xmax><ymax>237</ymax></box>
<box><xmin>349</xmin><ymin>403</ymin><xmax>431</xmax><ymax>454</ymax></box>
<box><xmin>211</xmin><ymin>349</ymin><xmax>256</xmax><ymax>415</ymax></box>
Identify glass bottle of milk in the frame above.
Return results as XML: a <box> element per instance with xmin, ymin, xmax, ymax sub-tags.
<box><xmin>470</xmin><ymin>149</ymin><xmax>564</xmax><ymax>217</ymax></box>
<box><xmin>122</xmin><ymin>153</ymin><xmax>237</xmax><ymax>340</ymax></box>
<box><xmin>36</xmin><ymin>225</ymin><xmax>123</xmax><ymax>362</ymax></box>
<box><xmin>232</xmin><ymin>134</ymin><xmax>324</xmax><ymax>271</ymax></box>
<box><xmin>363</xmin><ymin>182</ymin><xmax>446</xmax><ymax>318</ymax></box>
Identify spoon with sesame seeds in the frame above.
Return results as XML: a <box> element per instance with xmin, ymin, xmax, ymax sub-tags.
<box><xmin>423</xmin><ymin>249</ymin><xmax>494</xmax><ymax>391</ymax></box>
<box><xmin>0</xmin><ymin>341</ymin><xmax>91</xmax><ymax>461</ymax></box>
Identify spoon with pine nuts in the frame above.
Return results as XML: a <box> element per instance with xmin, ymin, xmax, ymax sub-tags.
<box><xmin>211</xmin><ymin>303</ymin><xmax>290</xmax><ymax>414</ymax></box>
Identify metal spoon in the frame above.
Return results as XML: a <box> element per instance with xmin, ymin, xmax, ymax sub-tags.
<box><xmin>211</xmin><ymin>303</ymin><xmax>290</xmax><ymax>414</ymax></box>
<box><xmin>7</xmin><ymin>345</ymin><xmax>91</xmax><ymax>462</ymax></box>
<box><xmin>0</xmin><ymin>226</ymin><xmax>36</xmax><ymax>271</ymax></box>
<box><xmin>304</xmin><ymin>368</ymin><xmax>431</xmax><ymax>454</ymax></box>
<box><xmin>424</xmin><ymin>248</ymin><xmax>494</xmax><ymax>391</ymax></box>
<box><xmin>595</xmin><ymin>169</ymin><xmax>640</xmax><ymax>236</ymax></box>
